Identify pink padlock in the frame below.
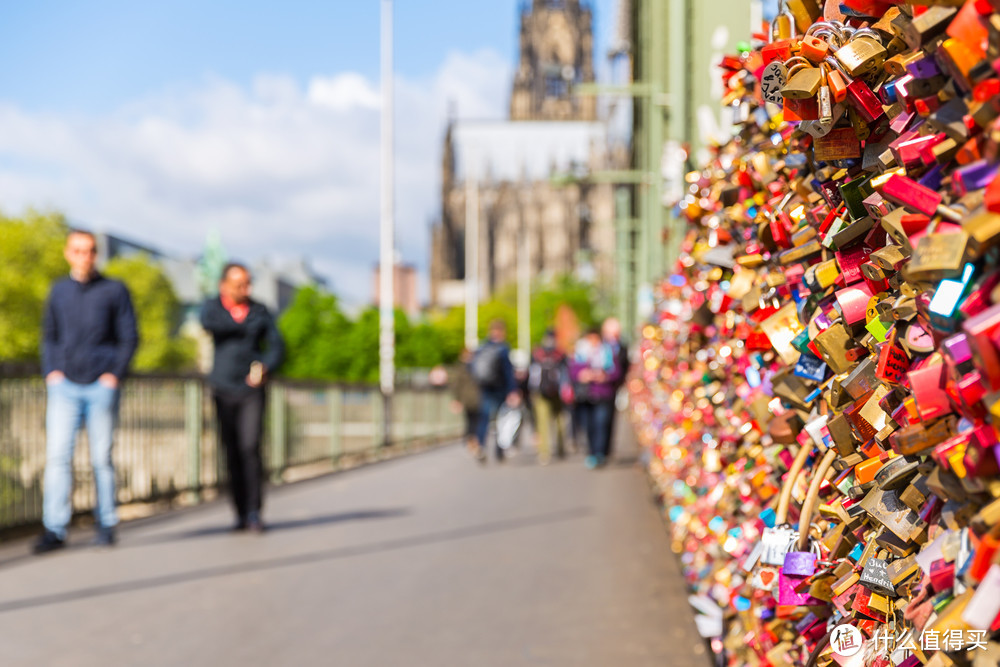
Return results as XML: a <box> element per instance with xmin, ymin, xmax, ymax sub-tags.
<box><xmin>777</xmin><ymin>569</ymin><xmax>823</xmax><ymax>606</ymax></box>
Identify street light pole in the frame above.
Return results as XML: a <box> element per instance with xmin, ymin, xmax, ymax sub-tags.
<box><xmin>517</xmin><ymin>225</ymin><xmax>530</xmax><ymax>358</ymax></box>
<box><xmin>379</xmin><ymin>0</ymin><xmax>395</xmax><ymax>446</ymax></box>
<box><xmin>464</xmin><ymin>175</ymin><xmax>479</xmax><ymax>351</ymax></box>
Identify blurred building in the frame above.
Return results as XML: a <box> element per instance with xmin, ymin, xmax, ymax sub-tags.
<box><xmin>94</xmin><ymin>231</ymin><xmax>325</xmax><ymax>316</ymax></box>
<box><xmin>429</xmin><ymin>0</ymin><xmax>619</xmax><ymax>309</ymax></box>
<box><xmin>372</xmin><ymin>260</ymin><xmax>419</xmax><ymax>318</ymax></box>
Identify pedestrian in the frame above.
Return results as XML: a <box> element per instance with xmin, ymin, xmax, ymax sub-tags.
<box><xmin>449</xmin><ymin>348</ymin><xmax>481</xmax><ymax>455</ymax></box>
<box><xmin>601</xmin><ymin>317</ymin><xmax>629</xmax><ymax>454</ymax></box>
<box><xmin>201</xmin><ymin>263</ymin><xmax>285</xmax><ymax>533</ymax></box>
<box><xmin>469</xmin><ymin>319</ymin><xmax>519</xmax><ymax>462</ymax></box>
<box><xmin>34</xmin><ymin>229</ymin><xmax>138</xmax><ymax>553</ymax></box>
<box><xmin>568</xmin><ymin>327</ymin><xmax>622</xmax><ymax>469</ymax></box>
<box><xmin>513</xmin><ymin>350</ymin><xmax>534</xmax><ymax>450</ymax></box>
<box><xmin>528</xmin><ymin>328</ymin><xmax>569</xmax><ymax>464</ymax></box>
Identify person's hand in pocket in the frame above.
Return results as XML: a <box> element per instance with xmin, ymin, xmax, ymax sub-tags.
<box><xmin>98</xmin><ymin>373</ymin><xmax>119</xmax><ymax>389</ymax></box>
<box><xmin>46</xmin><ymin>371</ymin><xmax>65</xmax><ymax>385</ymax></box>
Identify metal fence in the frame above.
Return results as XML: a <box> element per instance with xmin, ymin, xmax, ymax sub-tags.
<box><xmin>0</xmin><ymin>373</ymin><xmax>462</xmax><ymax>532</ymax></box>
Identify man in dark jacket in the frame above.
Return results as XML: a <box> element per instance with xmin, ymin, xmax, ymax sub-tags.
<box><xmin>470</xmin><ymin>319</ymin><xmax>519</xmax><ymax>463</ymax></box>
<box><xmin>201</xmin><ymin>263</ymin><xmax>284</xmax><ymax>532</ymax></box>
<box><xmin>35</xmin><ymin>229</ymin><xmax>138</xmax><ymax>554</ymax></box>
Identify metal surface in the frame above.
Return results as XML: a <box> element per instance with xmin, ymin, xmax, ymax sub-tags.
<box><xmin>0</xmin><ymin>374</ymin><xmax>461</xmax><ymax>533</ymax></box>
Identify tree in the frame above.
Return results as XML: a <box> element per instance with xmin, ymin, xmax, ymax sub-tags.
<box><xmin>277</xmin><ymin>285</ymin><xmax>354</xmax><ymax>380</ymax></box>
<box><xmin>103</xmin><ymin>254</ymin><xmax>196</xmax><ymax>371</ymax></box>
<box><xmin>0</xmin><ymin>211</ymin><xmax>69</xmax><ymax>361</ymax></box>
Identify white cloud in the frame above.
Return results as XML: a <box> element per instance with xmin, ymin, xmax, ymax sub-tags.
<box><xmin>0</xmin><ymin>49</ymin><xmax>511</xmax><ymax>305</ymax></box>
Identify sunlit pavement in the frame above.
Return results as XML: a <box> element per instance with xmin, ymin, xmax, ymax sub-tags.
<box><xmin>0</xmin><ymin>425</ymin><xmax>708</xmax><ymax>667</ymax></box>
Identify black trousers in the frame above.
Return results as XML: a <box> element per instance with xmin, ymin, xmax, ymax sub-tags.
<box><xmin>213</xmin><ymin>389</ymin><xmax>265</xmax><ymax>520</ymax></box>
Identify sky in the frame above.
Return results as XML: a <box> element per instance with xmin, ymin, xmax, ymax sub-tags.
<box><xmin>0</xmin><ymin>0</ymin><xmax>616</xmax><ymax>305</ymax></box>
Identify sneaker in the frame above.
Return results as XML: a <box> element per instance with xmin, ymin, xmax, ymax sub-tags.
<box><xmin>476</xmin><ymin>447</ymin><xmax>487</xmax><ymax>463</ymax></box>
<box><xmin>584</xmin><ymin>455</ymin><xmax>598</xmax><ymax>470</ymax></box>
<box><xmin>33</xmin><ymin>530</ymin><xmax>66</xmax><ymax>555</ymax></box>
<box><xmin>596</xmin><ymin>455</ymin><xmax>608</xmax><ymax>467</ymax></box>
<box><xmin>246</xmin><ymin>512</ymin><xmax>265</xmax><ymax>534</ymax></box>
<box><xmin>93</xmin><ymin>525</ymin><xmax>116</xmax><ymax>547</ymax></box>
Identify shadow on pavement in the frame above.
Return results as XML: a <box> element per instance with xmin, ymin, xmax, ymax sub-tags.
<box><xmin>0</xmin><ymin>508</ymin><xmax>412</xmax><ymax>568</ymax></box>
<box><xmin>124</xmin><ymin>508</ymin><xmax>413</xmax><ymax>547</ymax></box>
<box><xmin>0</xmin><ymin>506</ymin><xmax>592</xmax><ymax>615</ymax></box>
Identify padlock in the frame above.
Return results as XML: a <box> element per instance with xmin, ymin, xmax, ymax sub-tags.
<box><xmin>901</xmin><ymin>5</ymin><xmax>958</xmax><ymax>50</ymax></box>
<box><xmin>834</xmin><ymin>29</ymin><xmax>887</xmax><ymax>79</ymax></box>
<box><xmin>760</xmin><ymin>525</ymin><xmax>801</xmax><ymax>566</ymax></box>
<box><xmin>760</xmin><ymin>61</ymin><xmax>789</xmax><ymax>105</ymax></box>
<box><xmin>768</xmin><ymin>9</ymin><xmax>797</xmax><ymax>43</ymax></box>
<box><xmin>825</xmin><ymin>57</ymin><xmax>884</xmax><ymax>125</ymax></box>
<box><xmin>817</xmin><ymin>64</ymin><xmax>833</xmax><ymax>123</ymax></box>
<box><xmin>781</xmin><ymin>58</ymin><xmax>823</xmax><ymax>100</ymax></box>
<box><xmin>800</xmin><ymin>34</ymin><xmax>831</xmax><ymax>63</ymax></box>
<box><xmin>786</xmin><ymin>0</ymin><xmax>821</xmax><ymax>34</ymax></box>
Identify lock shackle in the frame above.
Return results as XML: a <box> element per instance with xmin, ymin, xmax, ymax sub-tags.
<box><xmin>786</xmin><ymin>62</ymin><xmax>811</xmax><ymax>78</ymax></box>
<box><xmin>768</xmin><ymin>9</ymin><xmax>798</xmax><ymax>43</ymax></box>
<box><xmin>797</xmin><ymin>448</ymin><xmax>838</xmax><ymax>551</ymax></box>
<box><xmin>783</xmin><ymin>56</ymin><xmax>812</xmax><ymax>78</ymax></box>
<box><xmin>805</xmin><ymin>21</ymin><xmax>846</xmax><ymax>46</ymax></box>
<box><xmin>847</xmin><ymin>27</ymin><xmax>882</xmax><ymax>45</ymax></box>
<box><xmin>776</xmin><ymin>443</ymin><xmax>813</xmax><ymax>525</ymax></box>
<box><xmin>824</xmin><ymin>56</ymin><xmax>854</xmax><ymax>83</ymax></box>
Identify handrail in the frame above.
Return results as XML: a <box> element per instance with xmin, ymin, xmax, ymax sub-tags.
<box><xmin>0</xmin><ymin>374</ymin><xmax>462</xmax><ymax>535</ymax></box>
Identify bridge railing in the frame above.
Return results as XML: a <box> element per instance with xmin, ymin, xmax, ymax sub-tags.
<box><xmin>0</xmin><ymin>371</ymin><xmax>462</xmax><ymax>533</ymax></box>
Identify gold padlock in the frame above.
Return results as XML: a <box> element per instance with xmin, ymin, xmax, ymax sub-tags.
<box><xmin>781</xmin><ymin>58</ymin><xmax>823</xmax><ymax>100</ymax></box>
<box><xmin>769</xmin><ymin>9</ymin><xmax>797</xmax><ymax>42</ymax></box>
<box><xmin>834</xmin><ymin>30</ymin><xmax>887</xmax><ymax>78</ymax></box>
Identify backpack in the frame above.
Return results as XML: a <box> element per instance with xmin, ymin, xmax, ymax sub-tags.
<box><xmin>536</xmin><ymin>350</ymin><xmax>564</xmax><ymax>400</ymax></box>
<box><xmin>471</xmin><ymin>343</ymin><xmax>505</xmax><ymax>390</ymax></box>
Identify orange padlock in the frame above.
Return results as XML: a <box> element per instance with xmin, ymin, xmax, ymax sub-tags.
<box><xmin>762</xmin><ymin>39</ymin><xmax>796</xmax><ymax>66</ymax></box>
<box><xmin>825</xmin><ymin>64</ymin><xmax>848</xmax><ymax>103</ymax></box>
<box><xmin>800</xmin><ymin>35</ymin><xmax>830</xmax><ymax>63</ymax></box>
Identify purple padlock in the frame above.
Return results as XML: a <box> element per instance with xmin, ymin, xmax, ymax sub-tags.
<box><xmin>905</xmin><ymin>55</ymin><xmax>941</xmax><ymax>79</ymax></box>
<box><xmin>782</xmin><ymin>550</ymin><xmax>817</xmax><ymax>577</ymax></box>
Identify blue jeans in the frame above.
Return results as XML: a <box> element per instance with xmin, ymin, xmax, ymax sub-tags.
<box><xmin>578</xmin><ymin>401</ymin><xmax>613</xmax><ymax>459</ymax></box>
<box><xmin>44</xmin><ymin>379</ymin><xmax>120</xmax><ymax>538</ymax></box>
<box><xmin>476</xmin><ymin>391</ymin><xmax>505</xmax><ymax>453</ymax></box>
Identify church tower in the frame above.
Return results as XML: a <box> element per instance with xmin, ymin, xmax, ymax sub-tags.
<box><xmin>509</xmin><ymin>0</ymin><xmax>596</xmax><ymax>121</ymax></box>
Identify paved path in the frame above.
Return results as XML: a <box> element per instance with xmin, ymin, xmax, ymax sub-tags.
<box><xmin>0</xmin><ymin>427</ymin><xmax>708</xmax><ymax>667</ymax></box>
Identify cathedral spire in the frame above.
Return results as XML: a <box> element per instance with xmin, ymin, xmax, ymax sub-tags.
<box><xmin>509</xmin><ymin>0</ymin><xmax>596</xmax><ymax>121</ymax></box>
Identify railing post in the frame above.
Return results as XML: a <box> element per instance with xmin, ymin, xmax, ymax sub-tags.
<box><xmin>184</xmin><ymin>379</ymin><xmax>202</xmax><ymax>503</ymax></box>
<box><xmin>329</xmin><ymin>386</ymin><xmax>343</xmax><ymax>466</ymax></box>
<box><xmin>437</xmin><ymin>390</ymin><xmax>447</xmax><ymax>439</ymax></box>
<box><xmin>372</xmin><ymin>391</ymin><xmax>384</xmax><ymax>450</ymax></box>
<box><xmin>269</xmin><ymin>384</ymin><xmax>287</xmax><ymax>483</ymax></box>
<box><xmin>399</xmin><ymin>390</ymin><xmax>410</xmax><ymax>447</ymax></box>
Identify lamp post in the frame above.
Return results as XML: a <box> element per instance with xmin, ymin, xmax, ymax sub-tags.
<box><xmin>379</xmin><ymin>0</ymin><xmax>395</xmax><ymax>446</ymax></box>
<box><xmin>464</xmin><ymin>174</ymin><xmax>479</xmax><ymax>351</ymax></box>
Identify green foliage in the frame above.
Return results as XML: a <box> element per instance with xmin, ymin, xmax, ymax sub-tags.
<box><xmin>104</xmin><ymin>254</ymin><xmax>197</xmax><ymax>372</ymax></box>
<box><xmin>0</xmin><ymin>211</ymin><xmax>69</xmax><ymax>361</ymax></box>
<box><xmin>0</xmin><ymin>212</ymin><xmax>195</xmax><ymax>371</ymax></box>
<box><xmin>277</xmin><ymin>286</ymin><xmax>354</xmax><ymax>380</ymax></box>
<box><xmin>277</xmin><ymin>274</ymin><xmax>600</xmax><ymax>382</ymax></box>
<box><xmin>528</xmin><ymin>274</ymin><xmax>599</xmax><ymax>343</ymax></box>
